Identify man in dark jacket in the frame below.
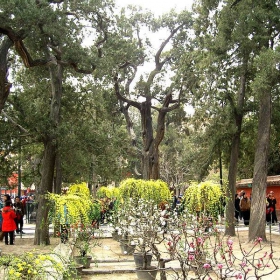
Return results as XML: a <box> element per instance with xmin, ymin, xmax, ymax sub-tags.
<box><xmin>13</xmin><ymin>196</ymin><xmax>25</xmax><ymax>234</ymax></box>
<box><xmin>235</xmin><ymin>193</ymin><xmax>241</xmax><ymax>224</ymax></box>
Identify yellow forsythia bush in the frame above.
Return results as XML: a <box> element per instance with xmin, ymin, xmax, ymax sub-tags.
<box><xmin>48</xmin><ymin>182</ymin><xmax>94</xmax><ymax>225</ymax></box>
<box><xmin>96</xmin><ymin>186</ymin><xmax>120</xmax><ymax>199</ymax></box>
<box><xmin>183</xmin><ymin>181</ymin><xmax>223</xmax><ymax>217</ymax></box>
<box><xmin>118</xmin><ymin>178</ymin><xmax>171</xmax><ymax>204</ymax></box>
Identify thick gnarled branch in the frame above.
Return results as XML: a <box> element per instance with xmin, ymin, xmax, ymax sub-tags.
<box><xmin>0</xmin><ymin>27</ymin><xmax>52</xmax><ymax>68</ymax></box>
<box><xmin>113</xmin><ymin>73</ymin><xmax>140</xmax><ymax>109</ymax></box>
<box><xmin>1</xmin><ymin>110</ymin><xmax>29</xmax><ymax>134</ymax></box>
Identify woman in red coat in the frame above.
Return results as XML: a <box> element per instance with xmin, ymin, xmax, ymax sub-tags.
<box><xmin>2</xmin><ymin>201</ymin><xmax>17</xmax><ymax>245</ymax></box>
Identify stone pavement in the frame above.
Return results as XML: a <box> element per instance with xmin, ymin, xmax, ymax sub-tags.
<box><xmin>82</xmin><ymin>222</ymin><xmax>280</xmax><ymax>279</ymax></box>
<box><xmin>13</xmin><ymin>222</ymin><xmax>54</xmax><ymax>239</ymax></box>
<box><xmin>18</xmin><ymin>222</ymin><xmax>280</xmax><ymax>279</ymax></box>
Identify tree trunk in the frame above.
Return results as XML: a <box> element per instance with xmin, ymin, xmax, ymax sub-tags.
<box><xmin>34</xmin><ymin>63</ymin><xmax>63</xmax><ymax>245</ymax></box>
<box><xmin>141</xmin><ymin>99</ymin><xmax>168</xmax><ymax>180</ymax></box>
<box><xmin>141</xmin><ymin>100</ymin><xmax>155</xmax><ymax>180</ymax></box>
<box><xmin>34</xmin><ymin>140</ymin><xmax>56</xmax><ymax>245</ymax></box>
<box><xmin>0</xmin><ymin>37</ymin><xmax>12</xmax><ymax>113</ymax></box>
<box><xmin>142</xmin><ymin>143</ymin><xmax>160</xmax><ymax>180</ymax></box>
<box><xmin>225</xmin><ymin>62</ymin><xmax>247</xmax><ymax>236</ymax></box>
<box><xmin>225</xmin><ymin>133</ymin><xmax>241</xmax><ymax>236</ymax></box>
<box><xmin>249</xmin><ymin>89</ymin><xmax>271</xmax><ymax>242</ymax></box>
<box><xmin>54</xmin><ymin>151</ymin><xmax>62</xmax><ymax>194</ymax></box>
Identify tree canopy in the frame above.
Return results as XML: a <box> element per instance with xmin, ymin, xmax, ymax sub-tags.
<box><xmin>1</xmin><ymin>0</ymin><xmax>280</xmax><ymax>243</ymax></box>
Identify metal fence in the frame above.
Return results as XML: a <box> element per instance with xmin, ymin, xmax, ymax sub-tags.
<box><xmin>25</xmin><ymin>201</ymin><xmax>37</xmax><ymax>224</ymax></box>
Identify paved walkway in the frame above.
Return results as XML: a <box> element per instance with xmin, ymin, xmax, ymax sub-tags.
<box><xmin>14</xmin><ymin>223</ymin><xmax>54</xmax><ymax>239</ymax></box>
<box><xmin>86</xmin><ymin>222</ymin><xmax>280</xmax><ymax>279</ymax></box>
<box><xmin>19</xmin><ymin>222</ymin><xmax>280</xmax><ymax>280</ymax></box>
<box><xmin>20</xmin><ymin>220</ymin><xmax>280</xmax><ymax>237</ymax></box>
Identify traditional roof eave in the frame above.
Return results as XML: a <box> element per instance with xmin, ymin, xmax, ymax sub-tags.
<box><xmin>236</xmin><ymin>175</ymin><xmax>280</xmax><ymax>188</ymax></box>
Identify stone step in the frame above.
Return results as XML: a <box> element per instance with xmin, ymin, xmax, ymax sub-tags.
<box><xmin>82</xmin><ymin>259</ymin><xmax>181</xmax><ymax>275</ymax></box>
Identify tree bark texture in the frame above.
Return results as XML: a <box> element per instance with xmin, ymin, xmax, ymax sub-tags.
<box><xmin>141</xmin><ymin>100</ymin><xmax>155</xmax><ymax>180</ymax></box>
<box><xmin>225</xmin><ymin>133</ymin><xmax>241</xmax><ymax>236</ymax></box>
<box><xmin>225</xmin><ymin>66</ymin><xmax>247</xmax><ymax>236</ymax></box>
<box><xmin>114</xmin><ymin>24</ymin><xmax>183</xmax><ymax>180</ymax></box>
<box><xmin>54</xmin><ymin>151</ymin><xmax>62</xmax><ymax>194</ymax></box>
<box><xmin>34</xmin><ymin>140</ymin><xmax>55</xmax><ymax>245</ymax></box>
<box><xmin>34</xmin><ymin>63</ymin><xmax>63</xmax><ymax>245</ymax></box>
<box><xmin>249</xmin><ymin>90</ymin><xmax>271</xmax><ymax>242</ymax></box>
<box><xmin>140</xmin><ymin>97</ymin><xmax>169</xmax><ymax>180</ymax></box>
<box><xmin>0</xmin><ymin>37</ymin><xmax>12</xmax><ymax>113</ymax></box>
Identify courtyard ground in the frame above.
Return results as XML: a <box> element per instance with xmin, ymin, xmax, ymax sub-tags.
<box><xmin>0</xmin><ymin>223</ymin><xmax>279</xmax><ymax>279</ymax></box>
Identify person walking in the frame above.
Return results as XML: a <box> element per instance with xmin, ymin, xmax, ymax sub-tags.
<box><xmin>266</xmin><ymin>191</ymin><xmax>277</xmax><ymax>224</ymax></box>
<box><xmin>238</xmin><ymin>191</ymin><xmax>245</xmax><ymax>221</ymax></box>
<box><xmin>234</xmin><ymin>193</ymin><xmax>241</xmax><ymax>224</ymax></box>
<box><xmin>270</xmin><ymin>191</ymin><xmax>278</xmax><ymax>224</ymax></box>
<box><xmin>0</xmin><ymin>194</ymin><xmax>12</xmax><ymax>242</ymax></box>
<box><xmin>2</xmin><ymin>201</ymin><xmax>17</xmax><ymax>245</ymax></box>
<box><xmin>171</xmin><ymin>193</ymin><xmax>178</xmax><ymax>210</ymax></box>
<box><xmin>239</xmin><ymin>192</ymin><xmax>251</xmax><ymax>226</ymax></box>
<box><xmin>0</xmin><ymin>198</ymin><xmax>4</xmax><ymax>241</ymax></box>
<box><xmin>14</xmin><ymin>196</ymin><xmax>25</xmax><ymax>234</ymax></box>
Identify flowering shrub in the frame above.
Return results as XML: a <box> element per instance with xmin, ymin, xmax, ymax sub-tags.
<box><xmin>112</xmin><ymin>198</ymin><xmax>164</xmax><ymax>239</ymax></box>
<box><xmin>48</xmin><ymin>182</ymin><xmax>101</xmax><ymax>226</ymax></box>
<box><xmin>107</xmin><ymin>179</ymin><xmax>171</xmax><ymax>237</ymax></box>
<box><xmin>110</xmin><ymin>197</ymin><xmax>170</xmax><ymax>269</ymax></box>
<box><xmin>0</xmin><ymin>251</ymin><xmax>71</xmax><ymax>280</ymax></box>
<box><xmin>183</xmin><ymin>181</ymin><xmax>224</xmax><ymax>219</ymax></box>
<box><xmin>164</xmin><ymin>209</ymin><xmax>279</xmax><ymax>279</ymax></box>
<box><xmin>48</xmin><ymin>182</ymin><xmax>102</xmax><ymax>270</ymax></box>
<box><xmin>119</xmin><ymin>179</ymin><xmax>171</xmax><ymax>204</ymax></box>
<box><xmin>111</xmin><ymin>197</ymin><xmax>138</xmax><ymax>239</ymax></box>
<box><xmin>70</xmin><ymin>222</ymin><xmax>100</xmax><ymax>257</ymax></box>
<box><xmin>96</xmin><ymin>186</ymin><xmax>120</xmax><ymax>199</ymax></box>
<box><xmin>108</xmin><ymin>189</ymin><xmax>279</xmax><ymax>279</ymax></box>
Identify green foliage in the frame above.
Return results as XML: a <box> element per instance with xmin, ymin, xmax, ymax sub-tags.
<box><xmin>119</xmin><ymin>178</ymin><xmax>171</xmax><ymax>204</ymax></box>
<box><xmin>183</xmin><ymin>181</ymin><xmax>223</xmax><ymax>217</ymax></box>
<box><xmin>89</xmin><ymin>200</ymin><xmax>101</xmax><ymax>222</ymax></box>
<box><xmin>0</xmin><ymin>0</ymin><xmax>132</xmax><ymax>189</ymax></box>
<box><xmin>251</xmin><ymin>49</ymin><xmax>280</xmax><ymax>98</ymax></box>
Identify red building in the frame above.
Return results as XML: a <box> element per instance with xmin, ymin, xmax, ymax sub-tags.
<box><xmin>236</xmin><ymin>175</ymin><xmax>280</xmax><ymax>215</ymax></box>
<box><xmin>1</xmin><ymin>173</ymin><xmax>27</xmax><ymax>198</ymax></box>
<box><xmin>0</xmin><ymin>187</ymin><xmax>19</xmax><ymax>198</ymax></box>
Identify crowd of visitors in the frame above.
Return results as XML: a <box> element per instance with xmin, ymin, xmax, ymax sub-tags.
<box><xmin>0</xmin><ymin>194</ymin><xmax>34</xmax><ymax>245</ymax></box>
<box><xmin>235</xmin><ymin>190</ymin><xmax>278</xmax><ymax>226</ymax></box>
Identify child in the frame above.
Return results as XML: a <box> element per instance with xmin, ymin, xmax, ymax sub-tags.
<box><xmin>2</xmin><ymin>201</ymin><xmax>17</xmax><ymax>245</ymax></box>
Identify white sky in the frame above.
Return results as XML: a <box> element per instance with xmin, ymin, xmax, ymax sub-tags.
<box><xmin>115</xmin><ymin>0</ymin><xmax>194</xmax><ymax>15</ymax></box>
<box><xmin>113</xmin><ymin>0</ymin><xmax>194</xmax><ymax>64</ymax></box>
<box><xmin>113</xmin><ymin>0</ymin><xmax>194</xmax><ymax>54</ymax></box>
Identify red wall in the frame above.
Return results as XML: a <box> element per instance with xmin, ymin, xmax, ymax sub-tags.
<box><xmin>1</xmin><ymin>188</ymin><xmax>25</xmax><ymax>197</ymax></box>
<box><xmin>236</xmin><ymin>186</ymin><xmax>280</xmax><ymax>211</ymax></box>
